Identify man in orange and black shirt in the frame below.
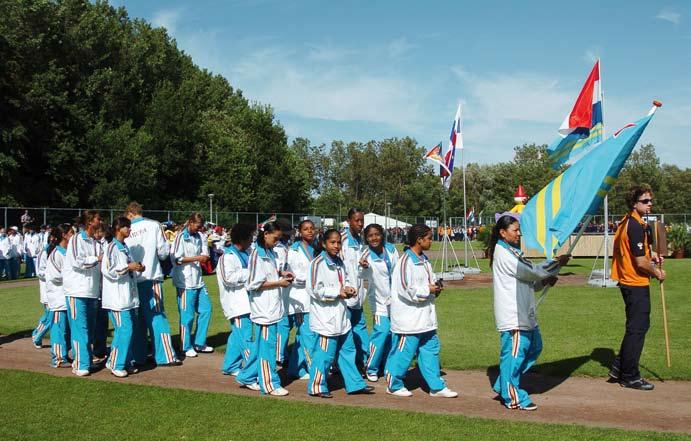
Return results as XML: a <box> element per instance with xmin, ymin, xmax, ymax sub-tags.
<box><xmin>609</xmin><ymin>185</ymin><xmax>665</xmax><ymax>390</ymax></box>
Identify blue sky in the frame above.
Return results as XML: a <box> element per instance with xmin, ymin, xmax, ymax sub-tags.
<box><xmin>114</xmin><ymin>0</ymin><xmax>690</xmax><ymax>167</ymax></box>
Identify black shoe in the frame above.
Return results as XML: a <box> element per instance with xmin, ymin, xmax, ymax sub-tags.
<box><xmin>608</xmin><ymin>364</ymin><xmax>620</xmax><ymax>380</ymax></box>
<box><xmin>309</xmin><ymin>392</ymin><xmax>333</xmax><ymax>399</ymax></box>
<box><xmin>157</xmin><ymin>359</ymin><xmax>183</xmax><ymax>367</ymax></box>
<box><xmin>350</xmin><ymin>385</ymin><xmax>375</xmax><ymax>395</ymax></box>
<box><xmin>620</xmin><ymin>378</ymin><xmax>654</xmax><ymax>391</ymax></box>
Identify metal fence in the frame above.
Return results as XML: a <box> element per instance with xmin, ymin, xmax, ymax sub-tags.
<box><xmin>0</xmin><ymin>207</ymin><xmax>439</xmax><ymax>240</ymax></box>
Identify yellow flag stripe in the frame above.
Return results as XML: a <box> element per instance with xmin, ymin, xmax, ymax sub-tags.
<box><xmin>535</xmin><ymin>187</ymin><xmax>547</xmax><ymax>252</ymax></box>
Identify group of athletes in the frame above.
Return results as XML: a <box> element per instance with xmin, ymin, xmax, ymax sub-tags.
<box><xmin>33</xmin><ymin>197</ymin><xmax>639</xmax><ymax>411</ymax></box>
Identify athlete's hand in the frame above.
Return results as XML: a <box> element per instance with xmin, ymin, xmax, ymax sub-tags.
<box><xmin>359</xmin><ymin>257</ymin><xmax>369</xmax><ymax>268</ymax></box>
<box><xmin>342</xmin><ymin>286</ymin><xmax>356</xmax><ymax>298</ymax></box>
<box><xmin>429</xmin><ymin>283</ymin><xmax>441</xmax><ymax>294</ymax></box>
<box><xmin>277</xmin><ymin>278</ymin><xmax>292</xmax><ymax>288</ymax></box>
<box><xmin>197</xmin><ymin>255</ymin><xmax>210</xmax><ymax>263</ymax></box>
<box><xmin>544</xmin><ymin>276</ymin><xmax>558</xmax><ymax>287</ymax></box>
<box><xmin>656</xmin><ymin>268</ymin><xmax>666</xmax><ymax>282</ymax></box>
<box><xmin>556</xmin><ymin>254</ymin><xmax>570</xmax><ymax>267</ymax></box>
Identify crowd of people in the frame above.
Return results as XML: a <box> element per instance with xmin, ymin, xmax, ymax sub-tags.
<box><xmin>19</xmin><ymin>186</ymin><xmax>661</xmax><ymax>409</ymax></box>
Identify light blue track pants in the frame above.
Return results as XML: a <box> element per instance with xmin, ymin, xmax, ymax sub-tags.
<box><xmin>348</xmin><ymin>307</ymin><xmax>370</xmax><ymax>368</ymax></box>
<box><xmin>32</xmin><ymin>304</ymin><xmax>52</xmax><ymax>346</ymax></box>
<box><xmin>365</xmin><ymin>314</ymin><xmax>391</xmax><ymax>377</ymax></box>
<box><xmin>133</xmin><ymin>281</ymin><xmax>177</xmax><ymax>364</ymax></box>
<box><xmin>385</xmin><ymin>331</ymin><xmax>446</xmax><ymax>392</ymax></box>
<box><xmin>276</xmin><ymin>314</ymin><xmax>292</xmax><ymax>363</ymax></box>
<box><xmin>237</xmin><ymin>323</ymin><xmax>282</xmax><ymax>394</ymax></box>
<box><xmin>221</xmin><ymin>314</ymin><xmax>253</xmax><ymax>375</ymax></box>
<box><xmin>287</xmin><ymin>312</ymin><xmax>316</xmax><ymax>379</ymax></box>
<box><xmin>176</xmin><ymin>285</ymin><xmax>212</xmax><ymax>351</ymax></box>
<box><xmin>493</xmin><ymin>328</ymin><xmax>542</xmax><ymax>409</ymax></box>
<box><xmin>49</xmin><ymin>310</ymin><xmax>70</xmax><ymax>367</ymax></box>
<box><xmin>65</xmin><ymin>296</ymin><xmax>97</xmax><ymax>371</ymax></box>
<box><xmin>107</xmin><ymin>309</ymin><xmax>135</xmax><ymax>371</ymax></box>
<box><xmin>308</xmin><ymin>331</ymin><xmax>366</xmax><ymax>395</ymax></box>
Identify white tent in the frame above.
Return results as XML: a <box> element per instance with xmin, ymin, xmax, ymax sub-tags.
<box><xmin>340</xmin><ymin>212</ymin><xmax>411</xmax><ymax>229</ymax></box>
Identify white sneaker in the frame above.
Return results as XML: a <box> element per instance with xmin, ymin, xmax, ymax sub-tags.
<box><xmin>230</xmin><ymin>371</ymin><xmax>240</xmax><ymax>377</ymax></box>
<box><xmin>269</xmin><ymin>387</ymin><xmax>289</xmax><ymax>396</ymax></box>
<box><xmin>72</xmin><ymin>368</ymin><xmax>90</xmax><ymax>377</ymax></box>
<box><xmin>366</xmin><ymin>373</ymin><xmax>379</xmax><ymax>382</ymax></box>
<box><xmin>429</xmin><ymin>387</ymin><xmax>458</xmax><ymax>398</ymax></box>
<box><xmin>387</xmin><ymin>387</ymin><xmax>413</xmax><ymax>397</ymax></box>
<box><xmin>195</xmin><ymin>345</ymin><xmax>214</xmax><ymax>353</ymax></box>
<box><xmin>33</xmin><ymin>341</ymin><xmax>42</xmax><ymax>349</ymax></box>
<box><xmin>110</xmin><ymin>369</ymin><xmax>128</xmax><ymax>378</ymax></box>
<box><xmin>239</xmin><ymin>382</ymin><xmax>260</xmax><ymax>391</ymax></box>
<box><xmin>299</xmin><ymin>373</ymin><xmax>310</xmax><ymax>380</ymax></box>
<box><xmin>185</xmin><ymin>348</ymin><xmax>198</xmax><ymax>358</ymax></box>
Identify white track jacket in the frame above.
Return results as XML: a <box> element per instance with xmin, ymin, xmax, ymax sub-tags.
<box><xmin>217</xmin><ymin>245</ymin><xmax>251</xmax><ymax>320</ymax></box>
<box><xmin>63</xmin><ymin>231</ymin><xmax>101</xmax><ymax>298</ymax></box>
<box><xmin>359</xmin><ymin>243</ymin><xmax>399</xmax><ymax>317</ymax></box>
<box><xmin>285</xmin><ymin>241</ymin><xmax>314</xmax><ymax>314</ymax></box>
<box><xmin>307</xmin><ymin>251</ymin><xmax>354</xmax><ymax>337</ymax></box>
<box><xmin>390</xmin><ymin>249</ymin><xmax>438</xmax><ymax>334</ymax></box>
<box><xmin>45</xmin><ymin>247</ymin><xmax>67</xmax><ymax>311</ymax></box>
<box><xmin>101</xmin><ymin>240</ymin><xmax>139</xmax><ymax>311</ymax></box>
<box><xmin>246</xmin><ymin>245</ymin><xmax>284</xmax><ymax>325</ymax></box>
<box><xmin>125</xmin><ymin>216</ymin><xmax>169</xmax><ymax>282</ymax></box>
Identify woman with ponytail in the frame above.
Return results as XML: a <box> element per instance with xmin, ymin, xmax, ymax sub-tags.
<box><xmin>45</xmin><ymin>224</ymin><xmax>75</xmax><ymax>368</ymax></box>
<box><xmin>489</xmin><ymin>212</ymin><xmax>569</xmax><ymax>411</ymax></box>
<box><xmin>236</xmin><ymin>221</ymin><xmax>292</xmax><ymax>396</ymax></box>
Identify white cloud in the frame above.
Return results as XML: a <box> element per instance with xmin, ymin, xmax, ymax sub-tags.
<box><xmin>228</xmin><ymin>47</ymin><xmax>427</xmax><ymax>130</ymax></box>
<box><xmin>152</xmin><ymin>8</ymin><xmax>184</xmax><ymax>35</ymax></box>
<box><xmin>656</xmin><ymin>9</ymin><xmax>681</xmax><ymax>25</ymax></box>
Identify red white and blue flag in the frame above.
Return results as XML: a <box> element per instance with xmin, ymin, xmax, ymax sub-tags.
<box><xmin>548</xmin><ymin>60</ymin><xmax>604</xmax><ymax>169</ymax></box>
<box><xmin>441</xmin><ymin>104</ymin><xmax>463</xmax><ymax>185</ymax></box>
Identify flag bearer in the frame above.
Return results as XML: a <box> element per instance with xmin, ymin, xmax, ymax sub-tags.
<box><xmin>488</xmin><ymin>213</ymin><xmax>568</xmax><ymax>410</ymax></box>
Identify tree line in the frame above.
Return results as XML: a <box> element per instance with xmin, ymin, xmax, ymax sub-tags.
<box><xmin>2</xmin><ymin>0</ymin><xmax>688</xmax><ymax>220</ymax></box>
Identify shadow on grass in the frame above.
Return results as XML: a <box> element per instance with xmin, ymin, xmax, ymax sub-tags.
<box><xmin>0</xmin><ymin>329</ymin><xmax>34</xmax><ymax>346</ymax></box>
<box><xmin>485</xmin><ymin>347</ymin><xmax>616</xmax><ymax>395</ymax></box>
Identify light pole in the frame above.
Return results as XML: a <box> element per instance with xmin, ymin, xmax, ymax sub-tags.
<box><xmin>208</xmin><ymin>194</ymin><xmax>214</xmax><ymax>224</ymax></box>
<box><xmin>386</xmin><ymin>202</ymin><xmax>392</xmax><ymax>242</ymax></box>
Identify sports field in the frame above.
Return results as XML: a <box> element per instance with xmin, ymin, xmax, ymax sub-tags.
<box><xmin>1</xmin><ymin>257</ymin><xmax>689</xmax><ymax>439</ymax></box>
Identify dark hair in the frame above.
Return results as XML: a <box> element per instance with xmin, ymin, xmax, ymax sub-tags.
<box><xmin>347</xmin><ymin>208</ymin><xmax>363</xmax><ymax>219</ymax></box>
<box><xmin>79</xmin><ymin>210</ymin><xmax>101</xmax><ymax>226</ymax></box>
<box><xmin>298</xmin><ymin>219</ymin><xmax>314</xmax><ymax>231</ymax></box>
<box><xmin>405</xmin><ymin>224</ymin><xmax>432</xmax><ymax>250</ymax></box>
<box><xmin>625</xmin><ymin>185</ymin><xmax>653</xmax><ymax>210</ymax></box>
<box><xmin>112</xmin><ymin>216</ymin><xmax>131</xmax><ymax>231</ymax></box>
<box><xmin>47</xmin><ymin>223</ymin><xmax>72</xmax><ymax>256</ymax></box>
<box><xmin>317</xmin><ymin>228</ymin><xmax>341</xmax><ymax>255</ymax></box>
<box><xmin>363</xmin><ymin>223</ymin><xmax>384</xmax><ymax>246</ymax></box>
<box><xmin>488</xmin><ymin>215</ymin><xmax>520</xmax><ymax>268</ymax></box>
<box><xmin>188</xmin><ymin>212</ymin><xmax>204</xmax><ymax>224</ymax></box>
<box><xmin>257</xmin><ymin>221</ymin><xmax>281</xmax><ymax>248</ymax></box>
<box><xmin>230</xmin><ymin>223</ymin><xmax>255</xmax><ymax>245</ymax></box>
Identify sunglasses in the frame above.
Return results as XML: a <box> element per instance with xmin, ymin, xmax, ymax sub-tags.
<box><xmin>637</xmin><ymin>198</ymin><xmax>653</xmax><ymax>204</ymax></box>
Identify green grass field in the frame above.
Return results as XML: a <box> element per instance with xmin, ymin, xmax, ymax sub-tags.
<box><xmin>2</xmin><ymin>258</ymin><xmax>689</xmax><ymax>440</ymax></box>
<box><xmin>1</xmin><ymin>369</ymin><xmax>689</xmax><ymax>441</ymax></box>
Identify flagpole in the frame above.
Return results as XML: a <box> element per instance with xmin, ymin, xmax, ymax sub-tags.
<box><xmin>600</xmin><ymin>58</ymin><xmax>613</xmax><ymax>288</ymax></box>
<box><xmin>462</xmin><ymin>143</ymin><xmax>468</xmax><ymax>268</ymax></box>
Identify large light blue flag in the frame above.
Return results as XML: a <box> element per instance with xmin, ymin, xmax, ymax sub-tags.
<box><xmin>522</xmin><ymin>110</ymin><xmax>656</xmax><ymax>259</ymax></box>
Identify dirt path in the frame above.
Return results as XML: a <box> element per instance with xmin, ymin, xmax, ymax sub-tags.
<box><xmin>1</xmin><ymin>336</ymin><xmax>689</xmax><ymax>434</ymax></box>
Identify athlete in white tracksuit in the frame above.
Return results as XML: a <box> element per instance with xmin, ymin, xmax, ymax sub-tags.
<box><xmin>171</xmin><ymin>214</ymin><xmax>213</xmax><ymax>356</ymax></box>
<box><xmin>31</xmin><ymin>243</ymin><xmax>52</xmax><ymax>348</ymax></box>
<box><xmin>307</xmin><ymin>229</ymin><xmax>371</xmax><ymax>398</ymax></box>
<box><xmin>63</xmin><ymin>211</ymin><xmax>102</xmax><ymax>375</ymax></box>
<box><xmin>358</xmin><ymin>224</ymin><xmax>398</xmax><ymax>381</ymax></box>
<box><xmin>340</xmin><ymin>219</ymin><xmax>369</xmax><ymax>368</ymax></box>
<box><xmin>101</xmin><ymin>218</ymin><xmax>143</xmax><ymax>377</ymax></box>
<box><xmin>125</xmin><ymin>205</ymin><xmax>179</xmax><ymax>366</ymax></box>
<box><xmin>236</xmin><ymin>222</ymin><xmax>291</xmax><ymax>396</ymax></box>
<box><xmin>274</xmin><ymin>238</ymin><xmax>291</xmax><ymax>364</ymax></box>
<box><xmin>489</xmin><ymin>213</ymin><xmax>567</xmax><ymax>410</ymax></box>
<box><xmin>386</xmin><ymin>225</ymin><xmax>457</xmax><ymax>398</ymax></box>
<box><xmin>217</xmin><ymin>225</ymin><xmax>253</xmax><ymax>376</ymax></box>
<box><xmin>284</xmin><ymin>221</ymin><xmax>317</xmax><ymax>380</ymax></box>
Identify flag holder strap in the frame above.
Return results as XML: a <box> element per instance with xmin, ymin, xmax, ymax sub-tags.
<box><xmin>536</xmin><ymin>214</ymin><xmax>592</xmax><ymax>307</ymax></box>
